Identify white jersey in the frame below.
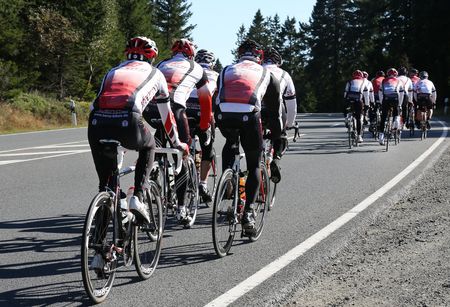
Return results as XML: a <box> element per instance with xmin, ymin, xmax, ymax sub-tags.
<box><xmin>188</xmin><ymin>64</ymin><xmax>218</xmax><ymax>101</ymax></box>
<box><xmin>363</xmin><ymin>78</ymin><xmax>374</xmax><ymax>104</ymax></box>
<box><xmin>414</xmin><ymin>79</ymin><xmax>437</xmax><ymax>103</ymax></box>
<box><xmin>263</xmin><ymin>63</ymin><xmax>297</xmax><ymax>128</ymax></box>
<box><xmin>344</xmin><ymin>78</ymin><xmax>370</xmax><ymax>105</ymax></box>
<box><xmin>379</xmin><ymin>77</ymin><xmax>404</xmax><ymax>107</ymax></box>
<box><xmin>397</xmin><ymin>75</ymin><xmax>413</xmax><ymax>103</ymax></box>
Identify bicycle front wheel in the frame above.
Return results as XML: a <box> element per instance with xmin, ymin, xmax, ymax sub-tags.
<box><xmin>134</xmin><ymin>180</ymin><xmax>163</xmax><ymax>280</ymax></box>
<box><xmin>81</xmin><ymin>192</ymin><xmax>116</xmax><ymax>304</ymax></box>
<box><xmin>206</xmin><ymin>148</ymin><xmax>218</xmax><ymax>206</ymax></box>
<box><xmin>183</xmin><ymin>156</ymin><xmax>199</xmax><ymax>228</ymax></box>
<box><xmin>212</xmin><ymin>169</ymin><xmax>237</xmax><ymax>257</ymax></box>
<box><xmin>249</xmin><ymin>162</ymin><xmax>270</xmax><ymax>242</ymax></box>
<box><xmin>268</xmin><ymin>182</ymin><xmax>277</xmax><ymax>211</ymax></box>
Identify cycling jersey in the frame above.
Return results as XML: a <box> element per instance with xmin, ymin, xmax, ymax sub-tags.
<box><xmin>157</xmin><ymin>53</ymin><xmax>212</xmax><ymax>130</ymax></box>
<box><xmin>379</xmin><ymin>77</ymin><xmax>404</xmax><ymax>106</ymax></box>
<box><xmin>344</xmin><ymin>78</ymin><xmax>369</xmax><ymax>103</ymax></box>
<box><xmin>372</xmin><ymin>76</ymin><xmax>384</xmax><ymax>101</ymax></box>
<box><xmin>363</xmin><ymin>78</ymin><xmax>374</xmax><ymax>104</ymax></box>
<box><xmin>187</xmin><ymin>64</ymin><xmax>219</xmax><ymax>110</ymax></box>
<box><xmin>410</xmin><ymin>75</ymin><xmax>420</xmax><ymax>86</ymax></box>
<box><xmin>397</xmin><ymin>75</ymin><xmax>413</xmax><ymax>103</ymax></box>
<box><xmin>414</xmin><ymin>79</ymin><xmax>437</xmax><ymax>104</ymax></box>
<box><xmin>92</xmin><ymin>59</ymin><xmax>180</xmax><ymax>147</ymax></box>
<box><xmin>216</xmin><ymin>60</ymin><xmax>275</xmax><ymax>113</ymax></box>
<box><xmin>262</xmin><ymin>63</ymin><xmax>297</xmax><ymax>128</ymax></box>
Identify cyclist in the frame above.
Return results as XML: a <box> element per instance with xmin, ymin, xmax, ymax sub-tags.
<box><xmin>362</xmin><ymin>71</ymin><xmax>374</xmax><ymax>125</ymax></box>
<box><xmin>344</xmin><ymin>70</ymin><xmax>370</xmax><ymax>143</ymax></box>
<box><xmin>215</xmin><ymin>39</ymin><xmax>281</xmax><ymax>232</ymax></box>
<box><xmin>143</xmin><ymin>38</ymin><xmax>212</xmax><ymax>224</ymax></box>
<box><xmin>378</xmin><ymin>68</ymin><xmax>404</xmax><ymax>145</ymax></box>
<box><xmin>262</xmin><ymin>46</ymin><xmax>297</xmax><ymax>183</ymax></box>
<box><xmin>397</xmin><ymin>67</ymin><xmax>413</xmax><ymax>129</ymax></box>
<box><xmin>186</xmin><ymin>48</ymin><xmax>219</xmax><ymax>202</ymax></box>
<box><xmin>88</xmin><ymin>36</ymin><xmax>188</xmax><ymax>224</ymax></box>
<box><xmin>414</xmin><ymin>71</ymin><xmax>437</xmax><ymax>130</ymax></box>
<box><xmin>369</xmin><ymin>70</ymin><xmax>385</xmax><ymax>132</ymax></box>
<box><xmin>409</xmin><ymin>68</ymin><xmax>421</xmax><ymax>127</ymax></box>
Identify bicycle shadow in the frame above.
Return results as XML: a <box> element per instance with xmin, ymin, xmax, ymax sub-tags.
<box><xmin>0</xmin><ymin>214</ymin><xmax>92</xmax><ymax>305</ymax></box>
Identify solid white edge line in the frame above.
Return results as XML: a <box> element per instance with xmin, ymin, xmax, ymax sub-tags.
<box><xmin>0</xmin><ymin>151</ymin><xmax>91</xmax><ymax>165</ymax></box>
<box><xmin>205</xmin><ymin>121</ymin><xmax>448</xmax><ymax>307</ymax></box>
<box><xmin>0</xmin><ymin>126</ymin><xmax>85</xmax><ymax>137</ymax></box>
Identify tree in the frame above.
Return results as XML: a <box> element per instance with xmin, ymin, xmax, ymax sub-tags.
<box><xmin>231</xmin><ymin>24</ymin><xmax>247</xmax><ymax>62</ymax></box>
<box><xmin>213</xmin><ymin>58</ymin><xmax>223</xmax><ymax>73</ymax></box>
<box><xmin>153</xmin><ymin>0</ymin><xmax>196</xmax><ymax>53</ymax></box>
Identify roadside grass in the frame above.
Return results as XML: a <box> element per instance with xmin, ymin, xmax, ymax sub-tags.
<box><xmin>0</xmin><ymin>92</ymin><xmax>90</xmax><ymax>134</ymax></box>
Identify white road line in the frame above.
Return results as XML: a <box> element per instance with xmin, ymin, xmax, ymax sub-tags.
<box><xmin>0</xmin><ymin>141</ymin><xmax>87</xmax><ymax>154</ymax></box>
<box><xmin>331</xmin><ymin>123</ymin><xmax>342</xmax><ymax>127</ymax></box>
<box><xmin>0</xmin><ymin>127</ymin><xmax>85</xmax><ymax>137</ymax></box>
<box><xmin>0</xmin><ymin>151</ymin><xmax>91</xmax><ymax>166</ymax></box>
<box><xmin>0</xmin><ymin>150</ymin><xmax>89</xmax><ymax>157</ymax></box>
<box><xmin>205</xmin><ymin>122</ymin><xmax>448</xmax><ymax>307</ymax></box>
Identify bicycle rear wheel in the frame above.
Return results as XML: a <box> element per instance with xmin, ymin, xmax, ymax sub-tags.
<box><xmin>249</xmin><ymin>163</ymin><xmax>270</xmax><ymax>242</ymax></box>
<box><xmin>184</xmin><ymin>156</ymin><xmax>199</xmax><ymax>228</ymax></box>
<box><xmin>205</xmin><ymin>148</ymin><xmax>218</xmax><ymax>207</ymax></box>
<box><xmin>134</xmin><ymin>180</ymin><xmax>163</xmax><ymax>280</ymax></box>
<box><xmin>268</xmin><ymin>182</ymin><xmax>277</xmax><ymax>211</ymax></box>
<box><xmin>212</xmin><ymin>169</ymin><xmax>237</xmax><ymax>257</ymax></box>
<box><xmin>81</xmin><ymin>192</ymin><xmax>116</xmax><ymax>304</ymax></box>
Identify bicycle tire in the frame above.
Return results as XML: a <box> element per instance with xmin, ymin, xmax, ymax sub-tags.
<box><xmin>268</xmin><ymin>182</ymin><xmax>277</xmax><ymax>211</ymax></box>
<box><xmin>81</xmin><ymin>192</ymin><xmax>116</xmax><ymax>304</ymax></box>
<box><xmin>134</xmin><ymin>180</ymin><xmax>163</xmax><ymax>280</ymax></box>
<box><xmin>348</xmin><ymin>123</ymin><xmax>352</xmax><ymax>149</ymax></box>
<box><xmin>184</xmin><ymin>156</ymin><xmax>199</xmax><ymax>228</ymax></box>
<box><xmin>212</xmin><ymin>169</ymin><xmax>237</xmax><ymax>257</ymax></box>
<box><xmin>249</xmin><ymin>162</ymin><xmax>270</xmax><ymax>242</ymax></box>
<box><xmin>205</xmin><ymin>148</ymin><xmax>218</xmax><ymax>207</ymax></box>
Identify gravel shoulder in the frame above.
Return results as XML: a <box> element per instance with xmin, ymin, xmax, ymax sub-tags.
<box><xmin>284</xmin><ymin>137</ymin><xmax>450</xmax><ymax>306</ymax></box>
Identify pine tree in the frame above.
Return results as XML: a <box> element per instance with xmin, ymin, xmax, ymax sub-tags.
<box><xmin>213</xmin><ymin>58</ymin><xmax>223</xmax><ymax>73</ymax></box>
<box><xmin>231</xmin><ymin>24</ymin><xmax>247</xmax><ymax>63</ymax></box>
<box><xmin>153</xmin><ymin>0</ymin><xmax>196</xmax><ymax>53</ymax></box>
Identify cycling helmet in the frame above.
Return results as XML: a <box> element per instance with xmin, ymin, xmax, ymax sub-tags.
<box><xmin>386</xmin><ymin>68</ymin><xmax>398</xmax><ymax>77</ymax></box>
<box><xmin>362</xmin><ymin>71</ymin><xmax>369</xmax><ymax>79</ymax></box>
<box><xmin>409</xmin><ymin>68</ymin><xmax>418</xmax><ymax>76</ymax></box>
<box><xmin>352</xmin><ymin>70</ymin><xmax>363</xmax><ymax>79</ymax></box>
<box><xmin>419</xmin><ymin>71</ymin><xmax>429</xmax><ymax>79</ymax></box>
<box><xmin>263</xmin><ymin>47</ymin><xmax>283</xmax><ymax>65</ymax></box>
<box><xmin>238</xmin><ymin>39</ymin><xmax>264</xmax><ymax>63</ymax></box>
<box><xmin>171</xmin><ymin>38</ymin><xmax>196</xmax><ymax>59</ymax></box>
<box><xmin>398</xmin><ymin>66</ymin><xmax>408</xmax><ymax>76</ymax></box>
<box><xmin>125</xmin><ymin>36</ymin><xmax>158</xmax><ymax>61</ymax></box>
<box><xmin>194</xmin><ymin>49</ymin><xmax>215</xmax><ymax>67</ymax></box>
<box><xmin>376</xmin><ymin>70</ymin><xmax>385</xmax><ymax>77</ymax></box>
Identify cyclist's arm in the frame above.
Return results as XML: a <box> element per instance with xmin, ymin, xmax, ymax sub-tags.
<box><xmin>263</xmin><ymin>73</ymin><xmax>282</xmax><ymax>139</ymax></box>
<box><xmin>284</xmin><ymin>74</ymin><xmax>297</xmax><ymax>128</ymax></box>
<box><xmin>196</xmin><ymin>70</ymin><xmax>212</xmax><ymax>131</ymax></box>
<box><xmin>431</xmin><ymin>83</ymin><xmax>437</xmax><ymax>104</ymax></box>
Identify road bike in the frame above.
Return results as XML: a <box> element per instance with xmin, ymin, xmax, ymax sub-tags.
<box><xmin>383</xmin><ymin>105</ymin><xmax>401</xmax><ymax>152</ymax></box>
<box><xmin>212</xmin><ymin>143</ymin><xmax>270</xmax><ymax>257</ymax></box>
<box><xmin>406</xmin><ymin>103</ymin><xmax>415</xmax><ymax>137</ymax></box>
<box><xmin>81</xmin><ymin>140</ymin><xmax>163</xmax><ymax>303</ymax></box>
<box><xmin>418</xmin><ymin>105</ymin><xmax>428</xmax><ymax>140</ymax></box>
<box><xmin>150</xmin><ymin>119</ymin><xmax>199</xmax><ymax>228</ymax></box>
<box><xmin>188</xmin><ymin>118</ymin><xmax>218</xmax><ymax>207</ymax></box>
<box><xmin>345</xmin><ymin>107</ymin><xmax>358</xmax><ymax>148</ymax></box>
<box><xmin>369</xmin><ymin>103</ymin><xmax>381</xmax><ymax>140</ymax></box>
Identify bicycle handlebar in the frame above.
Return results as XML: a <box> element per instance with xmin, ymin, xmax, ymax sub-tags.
<box><xmin>154</xmin><ymin>147</ymin><xmax>183</xmax><ymax>175</ymax></box>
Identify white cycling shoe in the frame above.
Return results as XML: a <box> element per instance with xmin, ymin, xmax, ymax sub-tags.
<box><xmin>129</xmin><ymin>196</ymin><xmax>150</xmax><ymax>224</ymax></box>
<box><xmin>379</xmin><ymin>133</ymin><xmax>385</xmax><ymax>145</ymax></box>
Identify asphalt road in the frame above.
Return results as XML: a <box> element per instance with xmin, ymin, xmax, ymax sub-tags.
<box><xmin>0</xmin><ymin>114</ymin><xmax>447</xmax><ymax>306</ymax></box>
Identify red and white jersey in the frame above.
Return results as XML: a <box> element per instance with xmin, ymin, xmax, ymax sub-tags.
<box><xmin>188</xmin><ymin>64</ymin><xmax>219</xmax><ymax>103</ymax></box>
<box><xmin>414</xmin><ymin>79</ymin><xmax>437</xmax><ymax>103</ymax></box>
<box><xmin>372</xmin><ymin>76</ymin><xmax>384</xmax><ymax>98</ymax></box>
<box><xmin>93</xmin><ymin>60</ymin><xmax>169</xmax><ymax>114</ymax></box>
<box><xmin>410</xmin><ymin>75</ymin><xmax>420</xmax><ymax>86</ymax></box>
<box><xmin>216</xmin><ymin>59</ymin><xmax>272</xmax><ymax>113</ymax></box>
<box><xmin>344</xmin><ymin>77</ymin><xmax>369</xmax><ymax>104</ymax></box>
<box><xmin>397</xmin><ymin>75</ymin><xmax>413</xmax><ymax>103</ymax></box>
<box><xmin>157</xmin><ymin>54</ymin><xmax>212</xmax><ymax>129</ymax></box>
<box><xmin>379</xmin><ymin>77</ymin><xmax>404</xmax><ymax>106</ymax></box>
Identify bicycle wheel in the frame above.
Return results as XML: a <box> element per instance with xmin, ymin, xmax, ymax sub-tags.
<box><xmin>204</xmin><ymin>148</ymin><xmax>218</xmax><ymax>207</ymax></box>
<box><xmin>249</xmin><ymin>162</ymin><xmax>270</xmax><ymax>242</ymax></box>
<box><xmin>347</xmin><ymin>123</ymin><xmax>353</xmax><ymax>149</ymax></box>
<box><xmin>81</xmin><ymin>192</ymin><xmax>116</xmax><ymax>304</ymax></box>
<box><xmin>268</xmin><ymin>182</ymin><xmax>277</xmax><ymax>211</ymax></box>
<box><xmin>184</xmin><ymin>156</ymin><xmax>199</xmax><ymax>228</ymax></box>
<box><xmin>134</xmin><ymin>180</ymin><xmax>163</xmax><ymax>280</ymax></box>
<box><xmin>212</xmin><ymin>169</ymin><xmax>237</xmax><ymax>257</ymax></box>
<box><xmin>385</xmin><ymin>118</ymin><xmax>391</xmax><ymax>152</ymax></box>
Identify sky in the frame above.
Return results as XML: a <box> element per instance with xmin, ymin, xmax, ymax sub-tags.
<box><xmin>190</xmin><ymin>0</ymin><xmax>317</xmax><ymax>65</ymax></box>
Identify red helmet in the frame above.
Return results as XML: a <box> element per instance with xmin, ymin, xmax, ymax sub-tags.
<box><xmin>171</xmin><ymin>39</ymin><xmax>196</xmax><ymax>59</ymax></box>
<box><xmin>387</xmin><ymin>68</ymin><xmax>398</xmax><ymax>77</ymax></box>
<box><xmin>125</xmin><ymin>36</ymin><xmax>158</xmax><ymax>61</ymax></box>
<box><xmin>352</xmin><ymin>70</ymin><xmax>363</xmax><ymax>79</ymax></box>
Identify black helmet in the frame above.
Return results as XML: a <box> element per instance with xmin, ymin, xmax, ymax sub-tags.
<box><xmin>419</xmin><ymin>71</ymin><xmax>429</xmax><ymax>79</ymax></box>
<box><xmin>238</xmin><ymin>39</ymin><xmax>264</xmax><ymax>63</ymax></box>
<box><xmin>376</xmin><ymin>70</ymin><xmax>385</xmax><ymax>77</ymax></box>
<box><xmin>398</xmin><ymin>66</ymin><xmax>408</xmax><ymax>76</ymax></box>
<box><xmin>263</xmin><ymin>47</ymin><xmax>283</xmax><ymax>65</ymax></box>
<box><xmin>409</xmin><ymin>68</ymin><xmax>418</xmax><ymax>76</ymax></box>
<box><xmin>195</xmin><ymin>49</ymin><xmax>215</xmax><ymax>67</ymax></box>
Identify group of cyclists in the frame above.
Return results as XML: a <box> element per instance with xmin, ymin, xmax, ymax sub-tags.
<box><xmin>87</xmin><ymin>36</ymin><xmax>297</xmax><ymax>238</ymax></box>
<box><xmin>344</xmin><ymin>67</ymin><xmax>437</xmax><ymax>145</ymax></box>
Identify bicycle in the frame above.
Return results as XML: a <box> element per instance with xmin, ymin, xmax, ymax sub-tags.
<box><xmin>150</xmin><ymin>119</ymin><xmax>199</xmax><ymax>228</ymax></box>
<box><xmin>345</xmin><ymin>107</ymin><xmax>358</xmax><ymax>148</ymax></box>
<box><xmin>212</xmin><ymin>143</ymin><xmax>270</xmax><ymax>257</ymax></box>
<box><xmin>187</xmin><ymin>118</ymin><xmax>218</xmax><ymax>207</ymax></box>
<box><xmin>384</xmin><ymin>105</ymin><xmax>400</xmax><ymax>152</ymax></box>
<box><xmin>406</xmin><ymin>103</ymin><xmax>415</xmax><ymax>137</ymax></box>
<box><xmin>369</xmin><ymin>103</ymin><xmax>381</xmax><ymax>140</ymax></box>
<box><xmin>81</xmin><ymin>140</ymin><xmax>163</xmax><ymax>303</ymax></box>
<box><xmin>418</xmin><ymin>105</ymin><xmax>428</xmax><ymax>140</ymax></box>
